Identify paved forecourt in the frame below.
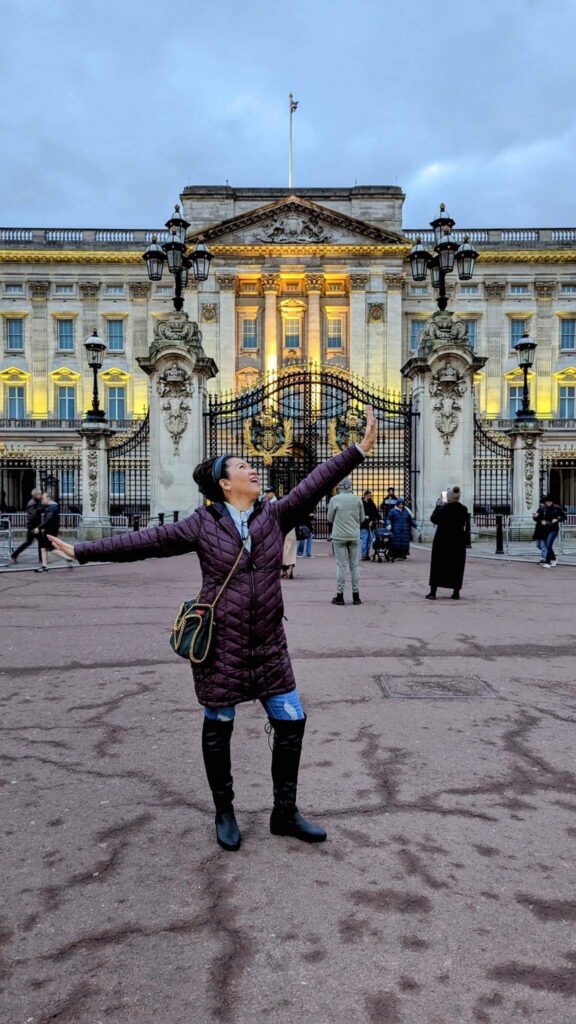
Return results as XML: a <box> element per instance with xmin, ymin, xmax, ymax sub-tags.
<box><xmin>1</xmin><ymin>546</ymin><xmax>575</xmax><ymax>1024</ymax></box>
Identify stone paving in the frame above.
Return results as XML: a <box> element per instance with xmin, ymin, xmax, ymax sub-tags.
<box><xmin>1</xmin><ymin>545</ymin><xmax>576</xmax><ymax>1024</ymax></box>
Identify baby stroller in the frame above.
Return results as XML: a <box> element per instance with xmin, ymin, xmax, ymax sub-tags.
<box><xmin>371</xmin><ymin>520</ymin><xmax>393</xmax><ymax>563</ymax></box>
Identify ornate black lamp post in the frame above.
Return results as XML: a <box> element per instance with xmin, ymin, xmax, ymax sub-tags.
<box><xmin>513</xmin><ymin>331</ymin><xmax>538</xmax><ymax>421</ymax></box>
<box><xmin>142</xmin><ymin>203</ymin><xmax>213</xmax><ymax>311</ymax></box>
<box><xmin>408</xmin><ymin>204</ymin><xmax>479</xmax><ymax>311</ymax></box>
<box><xmin>84</xmin><ymin>329</ymin><xmax>107</xmax><ymax>421</ymax></box>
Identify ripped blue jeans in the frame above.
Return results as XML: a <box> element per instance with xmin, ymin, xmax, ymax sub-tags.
<box><xmin>203</xmin><ymin>689</ymin><xmax>305</xmax><ymax>722</ymax></box>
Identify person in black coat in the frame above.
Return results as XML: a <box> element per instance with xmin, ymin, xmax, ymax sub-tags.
<box><xmin>10</xmin><ymin>487</ymin><xmax>43</xmax><ymax>563</ymax></box>
<box><xmin>34</xmin><ymin>493</ymin><xmax>62</xmax><ymax>573</ymax></box>
<box><xmin>535</xmin><ymin>495</ymin><xmax>566</xmax><ymax>567</ymax></box>
<box><xmin>426</xmin><ymin>486</ymin><xmax>469</xmax><ymax>600</ymax></box>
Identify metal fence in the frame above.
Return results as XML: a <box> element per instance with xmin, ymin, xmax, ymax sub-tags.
<box><xmin>0</xmin><ymin>449</ymin><xmax>82</xmax><ymax>514</ymax></box>
<box><xmin>473</xmin><ymin>415</ymin><xmax>513</xmax><ymax>519</ymax></box>
<box><xmin>107</xmin><ymin>414</ymin><xmax>150</xmax><ymax>520</ymax></box>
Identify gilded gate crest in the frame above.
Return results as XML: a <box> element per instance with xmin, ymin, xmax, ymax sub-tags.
<box><xmin>243</xmin><ymin>406</ymin><xmax>293</xmax><ymax>465</ymax></box>
<box><xmin>328</xmin><ymin>405</ymin><xmax>366</xmax><ymax>453</ymax></box>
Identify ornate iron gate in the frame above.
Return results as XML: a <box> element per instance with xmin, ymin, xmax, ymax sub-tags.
<box><xmin>206</xmin><ymin>366</ymin><xmax>413</xmax><ymax>537</ymax></box>
<box><xmin>473</xmin><ymin>415</ymin><xmax>512</xmax><ymax>523</ymax></box>
<box><xmin>0</xmin><ymin>444</ymin><xmax>81</xmax><ymax>513</ymax></box>
<box><xmin>107</xmin><ymin>415</ymin><xmax>150</xmax><ymax>520</ymax></box>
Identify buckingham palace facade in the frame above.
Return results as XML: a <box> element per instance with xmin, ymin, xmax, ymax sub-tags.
<box><xmin>2</xmin><ymin>184</ymin><xmax>576</xmax><ymax>507</ymax></box>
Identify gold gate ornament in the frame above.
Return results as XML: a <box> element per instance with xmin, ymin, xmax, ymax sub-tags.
<box><xmin>328</xmin><ymin>406</ymin><xmax>367</xmax><ymax>454</ymax></box>
<box><xmin>243</xmin><ymin>406</ymin><xmax>293</xmax><ymax>465</ymax></box>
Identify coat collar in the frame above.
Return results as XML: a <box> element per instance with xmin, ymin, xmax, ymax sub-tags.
<box><xmin>208</xmin><ymin>499</ymin><xmax>266</xmax><ymax>542</ymax></box>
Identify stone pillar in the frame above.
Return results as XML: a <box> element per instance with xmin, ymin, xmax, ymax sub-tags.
<box><xmin>402</xmin><ymin>309</ymin><xmax>487</xmax><ymax>537</ymax></box>
<box><xmin>78</xmin><ymin>421</ymin><xmax>117</xmax><ymax>534</ymax></box>
<box><xmin>484</xmin><ymin>280</ymin><xmax>506</xmax><ymax>417</ymax></box>
<box><xmin>384</xmin><ymin>273</ymin><xmax>404</xmax><ymax>394</ymax></box>
<box><xmin>367</xmin><ymin>303</ymin><xmax>386</xmax><ymax>390</ymax></box>
<box><xmin>129</xmin><ymin>281</ymin><xmax>152</xmax><ymax>418</ymax></box>
<box><xmin>507</xmin><ymin>423</ymin><xmax>543</xmax><ymax>526</ymax></box>
<box><xmin>138</xmin><ymin>312</ymin><xmax>217</xmax><ymax>519</ymax></box>
<box><xmin>349</xmin><ymin>274</ymin><xmax>368</xmax><ymax>378</ymax></box>
<box><xmin>216</xmin><ymin>274</ymin><xmax>236</xmax><ymax>394</ymax></box>
<box><xmin>262</xmin><ymin>273</ymin><xmax>280</xmax><ymax>375</ymax></box>
<box><xmin>534</xmin><ymin>279</ymin><xmax>556</xmax><ymax>417</ymax></box>
<box><xmin>29</xmin><ymin>280</ymin><xmax>51</xmax><ymax>418</ymax></box>
<box><xmin>304</xmin><ymin>273</ymin><xmax>323</xmax><ymax>366</ymax></box>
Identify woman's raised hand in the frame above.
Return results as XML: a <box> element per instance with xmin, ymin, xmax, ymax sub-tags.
<box><xmin>359</xmin><ymin>405</ymin><xmax>377</xmax><ymax>454</ymax></box>
<box><xmin>47</xmin><ymin>536</ymin><xmax>76</xmax><ymax>561</ymax></box>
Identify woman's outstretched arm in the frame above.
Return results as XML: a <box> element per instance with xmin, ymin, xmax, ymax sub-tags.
<box><xmin>49</xmin><ymin>513</ymin><xmax>201</xmax><ymax>565</ymax></box>
<box><xmin>274</xmin><ymin>406</ymin><xmax>377</xmax><ymax>532</ymax></box>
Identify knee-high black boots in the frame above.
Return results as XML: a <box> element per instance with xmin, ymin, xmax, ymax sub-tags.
<box><xmin>268</xmin><ymin>716</ymin><xmax>327</xmax><ymax>843</ymax></box>
<box><xmin>201</xmin><ymin>718</ymin><xmax>241</xmax><ymax>851</ymax></box>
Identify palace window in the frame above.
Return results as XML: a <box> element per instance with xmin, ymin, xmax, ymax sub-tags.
<box><xmin>55</xmin><ymin>284</ymin><xmax>74</xmax><ymax>294</ymax></box>
<box><xmin>460</xmin><ymin>284</ymin><xmax>478</xmax><ymax>295</ymax></box>
<box><xmin>109</xmin><ymin>468</ymin><xmax>126</xmax><ymax>499</ymax></box>
<box><xmin>6</xmin><ymin>318</ymin><xmax>24</xmax><ymax>351</ymax></box>
<box><xmin>560</xmin><ymin>318</ymin><xmax>576</xmax><ymax>350</ymax></box>
<box><xmin>156</xmin><ymin>286</ymin><xmax>172</xmax><ymax>294</ymax></box>
<box><xmin>508</xmin><ymin>385</ymin><xmax>524</xmax><ymax>418</ymax></box>
<box><xmin>560</xmin><ymin>283</ymin><xmax>576</xmax><ymax>294</ymax></box>
<box><xmin>105</xmin><ymin>284</ymin><xmax>124</xmax><ymax>295</ymax></box>
<box><xmin>509</xmin><ymin>319</ymin><xmax>527</xmax><ymax>348</ymax></box>
<box><xmin>108</xmin><ymin>386</ymin><xmax>126</xmax><ymax>420</ymax></box>
<box><xmin>327</xmin><ymin>319</ymin><xmax>343</xmax><ymax>349</ymax></box>
<box><xmin>5</xmin><ymin>283</ymin><xmax>23</xmax><ymax>294</ymax></box>
<box><xmin>510</xmin><ymin>284</ymin><xmax>529</xmax><ymax>295</ymax></box>
<box><xmin>58</xmin><ymin>386</ymin><xmax>76</xmax><ymax>419</ymax></box>
<box><xmin>57</xmin><ymin>318</ymin><xmax>75</xmax><ymax>351</ymax></box>
<box><xmin>242</xmin><ymin>320</ymin><xmax>258</xmax><ymax>349</ymax></box>
<box><xmin>8</xmin><ymin>386</ymin><xmax>25</xmax><ymax>418</ymax></box>
<box><xmin>107</xmin><ymin>319</ymin><xmax>125</xmax><ymax>352</ymax></box>
<box><xmin>465</xmin><ymin>319</ymin><xmax>478</xmax><ymax>349</ymax></box>
<box><xmin>409</xmin><ymin>285</ymin><xmax>428</xmax><ymax>295</ymax></box>
<box><xmin>410</xmin><ymin>320</ymin><xmax>424</xmax><ymax>351</ymax></box>
<box><xmin>284</xmin><ymin>318</ymin><xmax>301</xmax><ymax>349</ymax></box>
<box><xmin>559</xmin><ymin>386</ymin><xmax>576</xmax><ymax>419</ymax></box>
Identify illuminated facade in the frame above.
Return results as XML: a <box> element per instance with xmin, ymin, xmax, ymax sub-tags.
<box><xmin>2</xmin><ymin>186</ymin><xmax>576</xmax><ymax>501</ymax></box>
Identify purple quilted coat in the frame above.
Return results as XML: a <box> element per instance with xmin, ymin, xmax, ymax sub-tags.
<box><xmin>74</xmin><ymin>445</ymin><xmax>364</xmax><ymax>708</ymax></box>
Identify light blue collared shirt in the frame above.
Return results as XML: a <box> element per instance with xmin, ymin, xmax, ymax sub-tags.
<box><xmin>224</xmin><ymin>502</ymin><xmax>254</xmax><ymax>553</ymax></box>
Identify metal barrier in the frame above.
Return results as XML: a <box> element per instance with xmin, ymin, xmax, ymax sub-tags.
<box><xmin>0</xmin><ymin>517</ymin><xmax>12</xmax><ymax>560</ymax></box>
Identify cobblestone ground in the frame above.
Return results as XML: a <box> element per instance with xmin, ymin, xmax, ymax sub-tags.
<box><xmin>1</xmin><ymin>546</ymin><xmax>575</xmax><ymax>1024</ymax></box>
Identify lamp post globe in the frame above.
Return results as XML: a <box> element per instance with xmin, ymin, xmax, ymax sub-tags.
<box><xmin>408</xmin><ymin>237</ymin><xmax>430</xmax><ymax>282</ymax></box>
<box><xmin>513</xmin><ymin>331</ymin><xmax>538</xmax><ymax>421</ymax></box>
<box><xmin>143</xmin><ymin>235</ymin><xmax>166</xmax><ymax>282</ymax></box>
<box><xmin>190</xmin><ymin>237</ymin><xmax>213</xmax><ymax>282</ymax></box>
<box><xmin>84</xmin><ymin>329</ymin><xmax>107</xmax><ymax>421</ymax></box>
<box><xmin>430</xmin><ymin>203</ymin><xmax>455</xmax><ymax>245</ymax></box>
<box><xmin>456</xmin><ymin>235</ymin><xmax>479</xmax><ymax>281</ymax></box>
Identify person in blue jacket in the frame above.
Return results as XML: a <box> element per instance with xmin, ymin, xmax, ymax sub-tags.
<box><xmin>385</xmin><ymin>498</ymin><xmax>413</xmax><ymax>560</ymax></box>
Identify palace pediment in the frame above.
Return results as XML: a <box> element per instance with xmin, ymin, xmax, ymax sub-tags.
<box><xmin>188</xmin><ymin>195</ymin><xmax>403</xmax><ymax>248</ymax></box>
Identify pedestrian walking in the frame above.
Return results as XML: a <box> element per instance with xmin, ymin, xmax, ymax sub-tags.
<box><xmin>380</xmin><ymin>487</ymin><xmax>397</xmax><ymax>520</ymax></box>
<box><xmin>296</xmin><ymin>511</ymin><xmax>314</xmax><ymax>558</ymax></box>
<box><xmin>327</xmin><ymin>478</ymin><xmax>364</xmax><ymax>605</ymax></box>
<box><xmin>48</xmin><ymin>408</ymin><xmax>377</xmax><ymax>852</ymax></box>
<box><xmin>426</xmin><ymin>486</ymin><xmax>468</xmax><ymax>600</ymax></box>
<box><xmin>281</xmin><ymin>528</ymin><xmax>297</xmax><ymax>579</ymax></box>
<box><xmin>536</xmin><ymin>494</ymin><xmax>566</xmax><ymax>567</ymax></box>
<box><xmin>532</xmin><ymin>499</ymin><xmax>548</xmax><ymax>563</ymax></box>
<box><xmin>10</xmin><ymin>487</ymin><xmax>43</xmax><ymax>564</ymax></box>
<box><xmin>34</xmin><ymin>492</ymin><xmax>62</xmax><ymax>573</ymax></box>
<box><xmin>386</xmin><ymin>498</ymin><xmax>413</xmax><ymax>560</ymax></box>
<box><xmin>360</xmin><ymin>489</ymin><xmax>379</xmax><ymax>560</ymax></box>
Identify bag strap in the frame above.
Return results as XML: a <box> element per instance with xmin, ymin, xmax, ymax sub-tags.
<box><xmin>210</xmin><ymin>538</ymin><xmax>249</xmax><ymax>608</ymax></box>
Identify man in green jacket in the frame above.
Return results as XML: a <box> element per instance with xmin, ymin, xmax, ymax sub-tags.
<box><xmin>327</xmin><ymin>478</ymin><xmax>364</xmax><ymax>605</ymax></box>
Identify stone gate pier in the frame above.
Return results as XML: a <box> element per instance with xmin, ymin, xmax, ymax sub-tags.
<box><xmin>138</xmin><ymin>312</ymin><xmax>217</xmax><ymax>520</ymax></box>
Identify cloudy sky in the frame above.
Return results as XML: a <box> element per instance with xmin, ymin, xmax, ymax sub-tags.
<box><xmin>1</xmin><ymin>0</ymin><xmax>575</xmax><ymax>229</ymax></box>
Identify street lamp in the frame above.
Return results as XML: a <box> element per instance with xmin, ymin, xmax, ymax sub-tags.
<box><xmin>84</xmin><ymin>329</ymin><xmax>107</xmax><ymax>421</ymax></box>
<box><xmin>408</xmin><ymin>204</ymin><xmax>479</xmax><ymax>313</ymax></box>
<box><xmin>143</xmin><ymin>203</ymin><xmax>213</xmax><ymax>312</ymax></box>
<box><xmin>513</xmin><ymin>331</ymin><xmax>538</xmax><ymax>421</ymax></box>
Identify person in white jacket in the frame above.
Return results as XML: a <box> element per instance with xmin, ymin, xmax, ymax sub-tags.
<box><xmin>327</xmin><ymin>478</ymin><xmax>364</xmax><ymax>605</ymax></box>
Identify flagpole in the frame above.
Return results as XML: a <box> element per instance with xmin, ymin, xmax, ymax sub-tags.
<box><xmin>288</xmin><ymin>93</ymin><xmax>294</xmax><ymax>189</ymax></box>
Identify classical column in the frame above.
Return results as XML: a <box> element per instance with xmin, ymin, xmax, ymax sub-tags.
<box><xmin>534</xmin><ymin>279</ymin><xmax>556</xmax><ymax>418</ymax></box>
<box><xmin>78</xmin><ymin>422</ymin><xmax>117</xmax><ymax>534</ymax></box>
<box><xmin>384</xmin><ymin>273</ymin><xmax>404</xmax><ymax>393</ymax></box>
<box><xmin>304</xmin><ymin>273</ymin><xmax>323</xmax><ymax>367</ymax></box>
<box><xmin>402</xmin><ymin>310</ymin><xmax>487</xmax><ymax>536</ymax></box>
<box><xmin>367</xmin><ymin>302</ymin><xmax>386</xmax><ymax>390</ymax></box>
<box><xmin>216</xmin><ymin>274</ymin><xmax>236</xmax><ymax>394</ymax></box>
<box><xmin>349</xmin><ymin>273</ymin><xmax>369</xmax><ymax>379</ymax></box>
<box><xmin>29</xmin><ymin>280</ymin><xmax>51</xmax><ymax>418</ymax></box>
<box><xmin>129</xmin><ymin>281</ymin><xmax>152</xmax><ymax>417</ymax></box>
<box><xmin>261</xmin><ymin>273</ymin><xmax>280</xmax><ymax>375</ymax></box>
<box><xmin>138</xmin><ymin>312</ymin><xmax>217</xmax><ymax>518</ymax></box>
<box><xmin>79</xmin><ymin>281</ymin><xmax>101</xmax><ymax>417</ymax></box>
<box><xmin>484</xmin><ymin>280</ymin><xmax>506</xmax><ymax>417</ymax></box>
<box><xmin>507</xmin><ymin>423</ymin><xmax>543</xmax><ymax>526</ymax></box>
